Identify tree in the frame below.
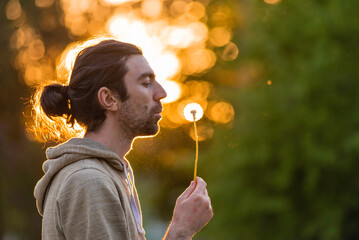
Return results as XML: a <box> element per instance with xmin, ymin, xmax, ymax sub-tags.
<box><xmin>196</xmin><ymin>0</ymin><xmax>359</xmax><ymax>239</ymax></box>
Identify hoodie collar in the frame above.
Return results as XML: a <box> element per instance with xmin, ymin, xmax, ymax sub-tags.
<box><xmin>34</xmin><ymin>137</ymin><xmax>125</xmax><ymax>215</ymax></box>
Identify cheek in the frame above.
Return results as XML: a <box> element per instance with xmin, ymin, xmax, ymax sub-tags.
<box><xmin>133</xmin><ymin>101</ymin><xmax>148</xmax><ymax>113</ymax></box>
<box><xmin>137</xmin><ymin>94</ymin><xmax>152</xmax><ymax>111</ymax></box>
<box><xmin>128</xmin><ymin>87</ymin><xmax>153</xmax><ymax>111</ymax></box>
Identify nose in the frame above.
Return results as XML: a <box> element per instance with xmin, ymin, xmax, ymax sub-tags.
<box><xmin>154</xmin><ymin>81</ymin><xmax>167</xmax><ymax>101</ymax></box>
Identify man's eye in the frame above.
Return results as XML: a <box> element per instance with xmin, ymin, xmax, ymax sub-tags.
<box><xmin>142</xmin><ymin>82</ymin><xmax>151</xmax><ymax>87</ymax></box>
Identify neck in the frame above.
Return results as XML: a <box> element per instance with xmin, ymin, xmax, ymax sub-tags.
<box><xmin>84</xmin><ymin>121</ymin><xmax>134</xmax><ymax>159</ymax></box>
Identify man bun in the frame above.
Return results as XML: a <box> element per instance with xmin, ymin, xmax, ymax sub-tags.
<box><xmin>40</xmin><ymin>84</ymin><xmax>71</xmax><ymax>118</ymax></box>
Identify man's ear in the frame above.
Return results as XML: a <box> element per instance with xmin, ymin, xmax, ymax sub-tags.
<box><xmin>97</xmin><ymin>87</ymin><xmax>119</xmax><ymax>111</ymax></box>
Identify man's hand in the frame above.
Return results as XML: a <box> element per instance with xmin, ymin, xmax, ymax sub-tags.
<box><xmin>164</xmin><ymin>177</ymin><xmax>213</xmax><ymax>240</ymax></box>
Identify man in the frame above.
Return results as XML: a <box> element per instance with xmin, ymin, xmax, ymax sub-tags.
<box><xmin>33</xmin><ymin>39</ymin><xmax>213</xmax><ymax>240</ymax></box>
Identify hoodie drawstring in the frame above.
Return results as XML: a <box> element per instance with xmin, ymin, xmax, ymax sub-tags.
<box><xmin>121</xmin><ymin>160</ymin><xmax>145</xmax><ymax>235</ymax></box>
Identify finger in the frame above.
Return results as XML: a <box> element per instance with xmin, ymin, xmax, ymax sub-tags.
<box><xmin>178</xmin><ymin>181</ymin><xmax>196</xmax><ymax>200</ymax></box>
<box><xmin>203</xmin><ymin>189</ymin><xmax>211</xmax><ymax>205</ymax></box>
<box><xmin>204</xmin><ymin>188</ymin><xmax>209</xmax><ymax>198</ymax></box>
<box><xmin>193</xmin><ymin>177</ymin><xmax>207</xmax><ymax>195</ymax></box>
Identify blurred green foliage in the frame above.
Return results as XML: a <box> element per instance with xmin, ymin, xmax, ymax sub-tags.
<box><xmin>1</xmin><ymin>0</ymin><xmax>359</xmax><ymax>239</ymax></box>
<box><xmin>195</xmin><ymin>0</ymin><xmax>359</xmax><ymax>239</ymax></box>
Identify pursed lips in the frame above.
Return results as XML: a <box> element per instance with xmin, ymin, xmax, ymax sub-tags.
<box><xmin>152</xmin><ymin>104</ymin><xmax>163</xmax><ymax>114</ymax></box>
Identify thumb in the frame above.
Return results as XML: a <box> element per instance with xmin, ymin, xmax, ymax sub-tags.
<box><xmin>178</xmin><ymin>181</ymin><xmax>196</xmax><ymax>200</ymax></box>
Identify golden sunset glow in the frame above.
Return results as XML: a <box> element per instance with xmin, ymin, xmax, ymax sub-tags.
<box><xmin>9</xmin><ymin>0</ymin><xmax>236</xmax><ymax>142</ymax></box>
<box><xmin>56</xmin><ymin>38</ymin><xmax>112</xmax><ymax>81</ymax></box>
<box><xmin>160</xmin><ymin>80</ymin><xmax>182</xmax><ymax>104</ymax></box>
<box><xmin>4</xmin><ymin>1</ymin><xmax>355</xmax><ymax>239</ymax></box>
<box><xmin>28</xmin><ymin>82</ymin><xmax>86</xmax><ymax>142</ymax></box>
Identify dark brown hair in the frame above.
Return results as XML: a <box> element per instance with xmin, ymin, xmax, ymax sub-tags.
<box><xmin>40</xmin><ymin>39</ymin><xmax>142</xmax><ymax>132</ymax></box>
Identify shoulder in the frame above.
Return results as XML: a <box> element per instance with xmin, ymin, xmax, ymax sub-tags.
<box><xmin>61</xmin><ymin>166</ymin><xmax>116</xmax><ymax>194</ymax></box>
<box><xmin>67</xmin><ymin>167</ymin><xmax>111</xmax><ymax>184</ymax></box>
<box><xmin>62</xmin><ymin>158</ymin><xmax>108</xmax><ymax>174</ymax></box>
<box><xmin>58</xmin><ymin>158</ymin><xmax>112</xmax><ymax>184</ymax></box>
<box><xmin>56</xmin><ymin>159</ymin><xmax>121</xmax><ymax>201</ymax></box>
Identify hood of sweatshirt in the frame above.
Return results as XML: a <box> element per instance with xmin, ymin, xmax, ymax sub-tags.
<box><xmin>34</xmin><ymin>138</ymin><xmax>125</xmax><ymax>215</ymax></box>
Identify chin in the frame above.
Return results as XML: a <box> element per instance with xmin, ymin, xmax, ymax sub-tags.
<box><xmin>135</xmin><ymin>124</ymin><xmax>160</xmax><ymax>139</ymax></box>
<box><xmin>147</xmin><ymin>124</ymin><xmax>160</xmax><ymax>136</ymax></box>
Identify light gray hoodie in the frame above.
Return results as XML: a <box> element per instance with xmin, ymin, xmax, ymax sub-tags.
<box><xmin>34</xmin><ymin>138</ymin><xmax>146</xmax><ymax>240</ymax></box>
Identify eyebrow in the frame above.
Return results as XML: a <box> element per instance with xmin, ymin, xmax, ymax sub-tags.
<box><xmin>137</xmin><ymin>72</ymin><xmax>156</xmax><ymax>81</ymax></box>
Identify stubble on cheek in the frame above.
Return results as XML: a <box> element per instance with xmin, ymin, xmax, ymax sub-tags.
<box><xmin>119</xmin><ymin>101</ymin><xmax>158</xmax><ymax>137</ymax></box>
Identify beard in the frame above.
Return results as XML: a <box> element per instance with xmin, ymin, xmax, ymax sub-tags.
<box><xmin>118</xmin><ymin>99</ymin><xmax>162</xmax><ymax>139</ymax></box>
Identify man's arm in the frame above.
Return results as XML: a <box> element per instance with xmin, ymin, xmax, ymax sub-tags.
<box><xmin>164</xmin><ymin>177</ymin><xmax>213</xmax><ymax>240</ymax></box>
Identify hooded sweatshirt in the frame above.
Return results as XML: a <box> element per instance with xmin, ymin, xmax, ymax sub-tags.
<box><xmin>34</xmin><ymin>138</ymin><xmax>146</xmax><ymax>240</ymax></box>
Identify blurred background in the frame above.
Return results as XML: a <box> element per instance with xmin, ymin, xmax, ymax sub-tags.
<box><xmin>1</xmin><ymin>0</ymin><xmax>359</xmax><ymax>239</ymax></box>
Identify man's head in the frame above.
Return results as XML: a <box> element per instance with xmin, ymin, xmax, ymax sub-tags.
<box><xmin>40</xmin><ymin>39</ymin><xmax>166</xmax><ymax>137</ymax></box>
<box><xmin>97</xmin><ymin>54</ymin><xmax>167</xmax><ymax>139</ymax></box>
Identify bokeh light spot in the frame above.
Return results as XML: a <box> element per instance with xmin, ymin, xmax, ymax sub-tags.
<box><xmin>35</xmin><ymin>0</ymin><xmax>54</xmax><ymax>8</ymax></box>
<box><xmin>160</xmin><ymin>80</ymin><xmax>182</xmax><ymax>104</ymax></box>
<box><xmin>184</xmin><ymin>49</ymin><xmax>216</xmax><ymax>74</ymax></box>
<box><xmin>186</xmin><ymin>81</ymin><xmax>212</xmax><ymax>99</ymax></box>
<box><xmin>185</xmin><ymin>2</ymin><xmax>206</xmax><ymax>20</ymax></box>
<box><xmin>10</xmin><ymin>28</ymin><xmax>25</xmax><ymax>49</ymax></box>
<box><xmin>69</xmin><ymin>16</ymin><xmax>88</xmax><ymax>36</ymax></box>
<box><xmin>141</xmin><ymin>0</ymin><xmax>163</xmax><ymax>18</ymax></box>
<box><xmin>162</xmin><ymin>102</ymin><xmax>186</xmax><ymax>128</ymax></box>
<box><xmin>24</xmin><ymin>63</ymin><xmax>43</xmax><ymax>86</ymax></box>
<box><xmin>170</xmin><ymin>0</ymin><xmax>187</xmax><ymax>17</ymax></box>
<box><xmin>164</xmin><ymin>26</ymin><xmax>195</xmax><ymax>48</ymax></box>
<box><xmin>101</xmin><ymin>0</ymin><xmax>139</xmax><ymax>5</ymax></box>
<box><xmin>28</xmin><ymin>39</ymin><xmax>45</xmax><ymax>60</ymax></box>
<box><xmin>209</xmin><ymin>27</ymin><xmax>232</xmax><ymax>47</ymax></box>
<box><xmin>207</xmin><ymin>101</ymin><xmax>235</xmax><ymax>124</ymax></box>
<box><xmin>190</xmin><ymin>124</ymin><xmax>214</xmax><ymax>141</ymax></box>
<box><xmin>188</xmin><ymin>22</ymin><xmax>208</xmax><ymax>43</ymax></box>
<box><xmin>6</xmin><ymin>0</ymin><xmax>22</xmax><ymax>20</ymax></box>
<box><xmin>264</xmin><ymin>0</ymin><xmax>281</xmax><ymax>4</ymax></box>
<box><xmin>150</xmin><ymin>52</ymin><xmax>180</xmax><ymax>81</ymax></box>
<box><xmin>222</xmin><ymin>42</ymin><xmax>239</xmax><ymax>61</ymax></box>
